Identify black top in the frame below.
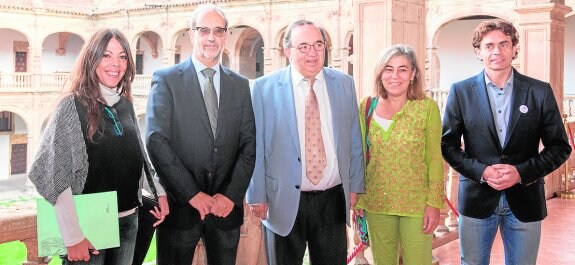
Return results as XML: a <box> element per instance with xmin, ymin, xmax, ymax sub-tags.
<box><xmin>75</xmin><ymin>97</ymin><xmax>143</xmax><ymax>212</ymax></box>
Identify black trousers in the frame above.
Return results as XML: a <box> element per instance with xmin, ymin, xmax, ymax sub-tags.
<box><xmin>265</xmin><ymin>184</ymin><xmax>347</xmax><ymax>265</ymax></box>
<box><xmin>156</xmin><ymin>218</ymin><xmax>240</xmax><ymax>265</ymax></box>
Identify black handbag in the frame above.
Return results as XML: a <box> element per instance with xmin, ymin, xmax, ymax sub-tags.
<box><xmin>132</xmin><ymin>160</ymin><xmax>160</xmax><ymax>265</ymax></box>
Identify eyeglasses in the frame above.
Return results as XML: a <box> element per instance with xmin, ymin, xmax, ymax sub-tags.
<box><xmin>192</xmin><ymin>27</ymin><xmax>227</xmax><ymax>37</ymax></box>
<box><xmin>103</xmin><ymin>106</ymin><xmax>124</xmax><ymax>137</ymax></box>
<box><xmin>294</xmin><ymin>42</ymin><xmax>326</xmax><ymax>53</ymax></box>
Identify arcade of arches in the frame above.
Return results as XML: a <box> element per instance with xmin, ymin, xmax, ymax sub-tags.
<box><xmin>0</xmin><ymin>0</ymin><xmax>575</xmax><ymax>263</ymax></box>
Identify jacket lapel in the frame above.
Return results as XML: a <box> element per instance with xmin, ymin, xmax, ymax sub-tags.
<box><xmin>504</xmin><ymin>69</ymin><xmax>529</xmax><ymax>148</ymax></box>
<box><xmin>280</xmin><ymin>68</ymin><xmax>301</xmax><ymax>155</ymax></box>
<box><xmin>472</xmin><ymin>71</ymin><xmax>499</xmax><ymax>146</ymax></box>
<box><xmin>216</xmin><ymin>66</ymin><xmax>235</xmax><ymax>140</ymax></box>
<box><xmin>324</xmin><ymin>68</ymin><xmax>340</xmax><ymax>151</ymax></box>
<box><xmin>181</xmin><ymin>58</ymin><xmax>213</xmax><ymax>139</ymax></box>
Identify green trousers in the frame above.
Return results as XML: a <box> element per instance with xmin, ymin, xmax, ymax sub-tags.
<box><xmin>366</xmin><ymin>213</ymin><xmax>433</xmax><ymax>265</ymax></box>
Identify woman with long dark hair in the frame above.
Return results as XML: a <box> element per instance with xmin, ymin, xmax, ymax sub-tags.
<box><xmin>29</xmin><ymin>28</ymin><xmax>168</xmax><ymax>264</ymax></box>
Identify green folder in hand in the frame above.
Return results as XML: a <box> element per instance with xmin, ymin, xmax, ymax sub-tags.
<box><xmin>36</xmin><ymin>191</ymin><xmax>120</xmax><ymax>257</ymax></box>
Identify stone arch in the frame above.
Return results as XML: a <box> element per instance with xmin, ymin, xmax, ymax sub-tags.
<box><xmin>308</xmin><ymin>21</ymin><xmax>333</xmax><ymax>67</ymax></box>
<box><xmin>0</xmin><ymin>28</ymin><xmax>31</xmax><ymax>73</ymax></box>
<box><xmin>320</xmin><ymin>28</ymin><xmax>333</xmax><ymax>67</ymax></box>
<box><xmin>428</xmin><ymin>12</ymin><xmax>507</xmax><ymax>90</ymax></box>
<box><xmin>273</xmin><ymin>25</ymin><xmax>289</xmax><ymax>68</ymax></box>
<box><xmin>343</xmin><ymin>31</ymin><xmax>354</xmax><ymax>77</ymax></box>
<box><xmin>0</xmin><ymin>106</ymin><xmax>31</xmax><ymax>130</ymax></box>
<box><xmin>37</xmin><ymin>29</ymin><xmax>87</xmax><ymax>45</ymax></box>
<box><xmin>0</xmin><ymin>109</ymin><xmax>30</xmax><ymax>178</ymax></box>
<box><xmin>234</xmin><ymin>26</ymin><xmax>264</xmax><ymax>79</ymax></box>
<box><xmin>428</xmin><ymin>10</ymin><xmax>512</xmax><ymax>47</ymax></box>
<box><xmin>222</xmin><ymin>49</ymin><xmax>230</xmax><ymax>68</ymax></box>
<box><xmin>41</xmin><ymin>32</ymin><xmax>84</xmax><ymax>73</ymax></box>
<box><xmin>172</xmin><ymin>28</ymin><xmax>192</xmax><ymax>64</ymax></box>
<box><xmin>132</xmin><ymin>31</ymin><xmax>164</xmax><ymax>75</ymax></box>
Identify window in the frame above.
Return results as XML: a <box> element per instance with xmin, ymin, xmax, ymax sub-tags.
<box><xmin>0</xmin><ymin>112</ymin><xmax>13</xmax><ymax>132</ymax></box>
<box><xmin>136</xmin><ymin>54</ymin><xmax>143</xmax><ymax>75</ymax></box>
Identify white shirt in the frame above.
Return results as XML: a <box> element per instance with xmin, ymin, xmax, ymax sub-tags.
<box><xmin>290</xmin><ymin>66</ymin><xmax>341</xmax><ymax>191</ymax></box>
<box><xmin>191</xmin><ymin>56</ymin><xmax>221</xmax><ymax>105</ymax></box>
<box><xmin>373</xmin><ymin>111</ymin><xmax>393</xmax><ymax>130</ymax></box>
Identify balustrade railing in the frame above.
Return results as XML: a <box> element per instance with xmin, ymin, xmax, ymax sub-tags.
<box><xmin>39</xmin><ymin>73</ymin><xmax>70</xmax><ymax>92</ymax></box>
<box><xmin>133</xmin><ymin>75</ymin><xmax>152</xmax><ymax>95</ymax></box>
<box><xmin>563</xmin><ymin>95</ymin><xmax>575</xmax><ymax>118</ymax></box>
<box><xmin>0</xmin><ymin>72</ymin><xmax>154</xmax><ymax>94</ymax></box>
<box><xmin>0</xmin><ymin>72</ymin><xmax>32</xmax><ymax>91</ymax></box>
<box><xmin>428</xmin><ymin>88</ymin><xmax>449</xmax><ymax>115</ymax></box>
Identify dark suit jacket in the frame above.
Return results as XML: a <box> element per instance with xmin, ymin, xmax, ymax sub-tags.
<box><xmin>441</xmin><ymin>69</ymin><xmax>571</xmax><ymax>222</ymax></box>
<box><xmin>145</xmin><ymin>57</ymin><xmax>256</xmax><ymax>230</ymax></box>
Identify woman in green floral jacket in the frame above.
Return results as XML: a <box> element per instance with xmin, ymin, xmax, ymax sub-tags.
<box><xmin>354</xmin><ymin>44</ymin><xmax>445</xmax><ymax>265</ymax></box>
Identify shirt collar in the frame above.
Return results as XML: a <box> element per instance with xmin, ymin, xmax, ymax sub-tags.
<box><xmin>484</xmin><ymin>71</ymin><xmax>514</xmax><ymax>92</ymax></box>
<box><xmin>290</xmin><ymin>65</ymin><xmax>324</xmax><ymax>88</ymax></box>
<box><xmin>191</xmin><ymin>56</ymin><xmax>219</xmax><ymax>75</ymax></box>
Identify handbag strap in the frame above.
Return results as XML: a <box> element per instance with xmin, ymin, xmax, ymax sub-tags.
<box><xmin>364</xmin><ymin>96</ymin><xmax>378</xmax><ymax>165</ymax></box>
<box><xmin>143</xmin><ymin>160</ymin><xmax>159</xmax><ymax>200</ymax></box>
<box><xmin>124</xmin><ymin>101</ymin><xmax>160</xmax><ymax>201</ymax></box>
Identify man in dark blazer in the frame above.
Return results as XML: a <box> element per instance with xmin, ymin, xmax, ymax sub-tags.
<box><xmin>145</xmin><ymin>4</ymin><xmax>255</xmax><ymax>265</ymax></box>
<box><xmin>442</xmin><ymin>20</ymin><xmax>571</xmax><ymax>265</ymax></box>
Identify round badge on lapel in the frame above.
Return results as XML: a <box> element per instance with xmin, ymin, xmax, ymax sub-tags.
<box><xmin>519</xmin><ymin>105</ymin><xmax>528</xmax><ymax>114</ymax></box>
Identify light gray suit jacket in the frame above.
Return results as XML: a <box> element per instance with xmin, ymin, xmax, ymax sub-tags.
<box><xmin>246</xmin><ymin>66</ymin><xmax>364</xmax><ymax>236</ymax></box>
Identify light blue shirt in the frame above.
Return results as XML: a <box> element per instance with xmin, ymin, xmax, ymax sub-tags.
<box><xmin>485</xmin><ymin>71</ymin><xmax>514</xmax><ymax>148</ymax></box>
<box><xmin>191</xmin><ymin>56</ymin><xmax>221</xmax><ymax>105</ymax></box>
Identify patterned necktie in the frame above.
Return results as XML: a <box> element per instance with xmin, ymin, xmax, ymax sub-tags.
<box><xmin>201</xmin><ymin>68</ymin><xmax>217</xmax><ymax>138</ymax></box>
<box><xmin>304</xmin><ymin>78</ymin><xmax>327</xmax><ymax>185</ymax></box>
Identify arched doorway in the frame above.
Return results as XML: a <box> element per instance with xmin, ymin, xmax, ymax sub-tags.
<box><xmin>135</xmin><ymin>31</ymin><xmax>164</xmax><ymax>75</ymax></box>
<box><xmin>0</xmin><ymin>111</ymin><xmax>29</xmax><ymax>179</ymax></box>
<box><xmin>234</xmin><ymin>26</ymin><xmax>264</xmax><ymax>79</ymax></box>
<box><xmin>436</xmin><ymin>16</ymin><xmax>498</xmax><ymax>90</ymax></box>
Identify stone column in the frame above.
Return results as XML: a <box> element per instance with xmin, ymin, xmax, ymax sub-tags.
<box><xmin>261</xmin><ymin>47</ymin><xmax>273</xmax><ymax>75</ymax></box>
<box><xmin>515</xmin><ymin>1</ymin><xmax>572</xmax><ymax>110</ymax></box>
<box><xmin>353</xmin><ymin>0</ymin><xmax>426</xmax><ymax>99</ymax></box>
<box><xmin>445</xmin><ymin>163</ymin><xmax>459</xmax><ymax>229</ymax></box>
<box><xmin>515</xmin><ymin>1</ymin><xmax>572</xmax><ymax>197</ymax></box>
<box><xmin>22</xmin><ymin>238</ymin><xmax>50</xmax><ymax>265</ymax></box>
<box><xmin>163</xmin><ymin>48</ymin><xmax>176</xmax><ymax>67</ymax></box>
<box><xmin>426</xmin><ymin>46</ymin><xmax>440</xmax><ymax>91</ymax></box>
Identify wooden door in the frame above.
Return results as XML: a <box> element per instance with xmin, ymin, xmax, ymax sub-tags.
<box><xmin>10</xmin><ymin>143</ymin><xmax>26</xmax><ymax>174</ymax></box>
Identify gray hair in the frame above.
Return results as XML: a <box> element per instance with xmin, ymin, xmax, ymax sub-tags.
<box><xmin>283</xmin><ymin>19</ymin><xmax>326</xmax><ymax>48</ymax></box>
<box><xmin>189</xmin><ymin>4</ymin><xmax>228</xmax><ymax>29</ymax></box>
<box><xmin>373</xmin><ymin>44</ymin><xmax>425</xmax><ymax>100</ymax></box>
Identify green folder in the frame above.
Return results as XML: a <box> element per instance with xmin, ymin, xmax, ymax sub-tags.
<box><xmin>36</xmin><ymin>191</ymin><xmax>120</xmax><ymax>257</ymax></box>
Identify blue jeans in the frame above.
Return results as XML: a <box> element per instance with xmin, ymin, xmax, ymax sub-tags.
<box><xmin>63</xmin><ymin>210</ymin><xmax>138</xmax><ymax>265</ymax></box>
<box><xmin>459</xmin><ymin>194</ymin><xmax>541</xmax><ymax>265</ymax></box>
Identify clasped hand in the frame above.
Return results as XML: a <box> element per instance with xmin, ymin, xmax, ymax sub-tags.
<box><xmin>482</xmin><ymin>164</ymin><xmax>521</xmax><ymax>191</ymax></box>
<box><xmin>189</xmin><ymin>192</ymin><xmax>234</xmax><ymax>220</ymax></box>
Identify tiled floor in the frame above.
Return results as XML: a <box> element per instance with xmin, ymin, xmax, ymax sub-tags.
<box><xmin>432</xmin><ymin>197</ymin><xmax>575</xmax><ymax>265</ymax></box>
<box><xmin>349</xmin><ymin>197</ymin><xmax>575</xmax><ymax>265</ymax></box>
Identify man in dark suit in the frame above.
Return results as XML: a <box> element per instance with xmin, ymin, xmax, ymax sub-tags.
<box><xmin>145</xmin><ymin>4</ymin><xmax>256</xmax><ymax>265</ymax></box>
<box><xmin>442</xmin><ymin>20</ymin><xmax>571</xmax><ymax>265</ymax></box>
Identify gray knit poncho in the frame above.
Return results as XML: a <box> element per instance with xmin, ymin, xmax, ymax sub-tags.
<box><xmin>28</xmin><ymin>95</ymin><xmax>164</xmax><ymax>205</ymax></box>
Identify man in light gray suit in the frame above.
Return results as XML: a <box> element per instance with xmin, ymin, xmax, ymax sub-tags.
<box><xmin>246</xmin><ymin>19</ymin><xmax>364</xmax><ymax>265</ymax></box>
